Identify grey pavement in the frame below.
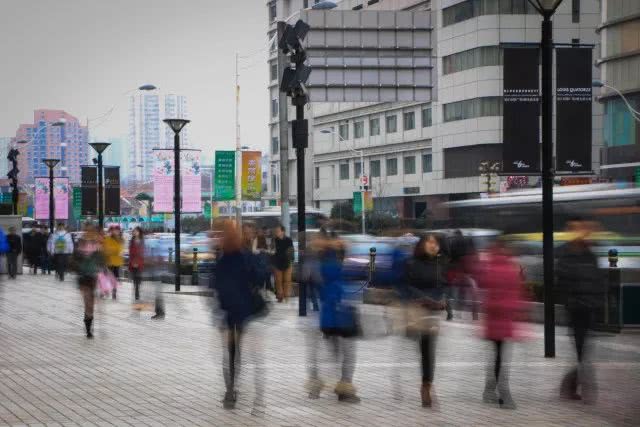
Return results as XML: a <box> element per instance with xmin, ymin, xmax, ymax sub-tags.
<box><xmin>0</xmin><ymin>272</ymin><xmax>639</xmax><ymax>426</ymax></box>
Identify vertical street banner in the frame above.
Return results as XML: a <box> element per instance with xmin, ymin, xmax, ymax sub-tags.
<box><xmin>181</xmin><ymin>150</ymin><xmax>202</xmax><ymax>212</ymax></box>
<box><xmin>81</xmin><ymin>166</ymin><xmax>97</xmax><ymax>216</ymax></box>
<box><xmin>153</xmin><ymin>150</ymin><xmax>174</xmax><ymax>213</ymax></box>
<box><xmin>35</xmin><ymin>177</ymin><xmax>69</xmax><ymax>220</ymax></box>
<box><xmin>104</xmin><ymin>166</ymin><xmax>120</xmax><ymax>216</ymax></box>
<box><xmin>73</xmin><ymin>187</ymin><xmax>82</xmax><ymax>219</ymax></box>
<box><xmin>215</xmin><ymin>151</ymin><xmax>235</xmax><ymax>201</ymax></box>
<box><xmin>241</xmin><ymin>151</ymin><xmax>262</xmax><ymax>201</ymax></box>
<box><xmin>502</xmin><ymin>48</ymin><xmax>540</xmax><ymax>174</ymax></box>
<box><xmin>353</xmin><ymin>191</ymin><xmax>373</xmax><ymax>215</ymax></box>
<box><xmin>556</xmin><ymin>48</ymin><xmax>593</xmax><ymax>173</ymax></box>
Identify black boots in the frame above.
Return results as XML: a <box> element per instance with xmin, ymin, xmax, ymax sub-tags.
<box><xmin>84</xmin><ymin>316</ymin><xmax>93</xmax><ymax>339</ymax></box>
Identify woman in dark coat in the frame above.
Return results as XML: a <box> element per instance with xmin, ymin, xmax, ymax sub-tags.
<box><xmin>405</xmin><ymin>234</ymin><xmax>447</xmax><ymax>407</ymax></box>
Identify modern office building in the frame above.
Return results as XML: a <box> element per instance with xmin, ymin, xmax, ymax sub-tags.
<box><xmin>597</xmin><ymin>0</ymin><xmax>640</xmax><ymax>181</ymax></box>
<box><xmin>266</xmin><ymin>0</ymin><xmax>603</xmax><ymax>220</ymax></box>
<box><xmin>0</xmin><ymin>137</ymin><xmax>11</xmax><ymax>178</ymax></box>
<box><xmin>13</xmin><ymin>110</ymin><xmax>89</xmax><ymax>184</ymax></box>
<box><xmin>128</xmin><ymin>93</ymin><xmax>190</xmax><ymax>183</ymax></box>
<box><xmin>101</xmin><ymin>137</ymin><xmax>129</xmax><ymax>181</ymax></box>
<box><xmin>164</xmin><ymin>94</ymin><xmax>190</xmax><ymax>149</ymax></box>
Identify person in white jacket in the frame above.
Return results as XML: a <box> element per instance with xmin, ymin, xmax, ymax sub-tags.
<box><xmin>47</xmin><ymin>223</ymin><xmax>74</xmax><ymax>281</ymax></box>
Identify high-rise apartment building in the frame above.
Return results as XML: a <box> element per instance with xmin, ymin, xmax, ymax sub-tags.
<box><xmin>266</xmin><ymin>0</ymin><xmax>603</xmax><ymax>219</ymax></box>
<box><xmin>597</xmin><ymin>0</ymin><xmax>640</xmax><ymax>181</ymax></box>
<box><xmin>128</xmin><ymin>93</ymin><xmax>189</xmax><ymax>183</ymax></box>
<box><xmin>13</xmin><ymin>110</ymin><xmax>88</xmax><ymax>184</ymax></box>
<box><xmin>0</xmin><ymin>137</ymin><xmax>11</xmax><ymax>178</ymax></box>
<box><xmin>164</xmin><ymin>94</ymin><xmax>190</xmax><ymax>149</ymax></box>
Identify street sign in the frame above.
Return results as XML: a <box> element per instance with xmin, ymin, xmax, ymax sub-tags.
<box><xmin>215</xmin><ymin>151</ymin><xmax>235</xmax><ymax>201</ymax></box>
<box><xmin>73</xmin><ymin>187</ymin><xmax>82</xmax><ymax>219</ymax></box>
<box><xmin>299</xmin><ymin>10</ymin><xmax>433</xmax><ymax>102</ymax></box>
<box><xmin>360</xmin><ymin>175</ymin><xmax>369</xmax><ymax>186</ymax></box>
<box><xmin>0</xmin><ymin>193</ymin><xmax>12</xmax><ymax>204</ymax></box>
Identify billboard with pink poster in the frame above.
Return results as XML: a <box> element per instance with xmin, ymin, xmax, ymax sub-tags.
<box><xmin>153</xmin><ymin>150</ymin><xmax>174</xmax><ymax>213</ymax></box>
<box><xmin>35</xmin><ymin>177</ymin><xmax>69</xmax><ymax>220</ymax></box>
<box><xmin>181</xmin><ymin>150</ymin><xmax>201</xmax><ymax>213</ymax></box>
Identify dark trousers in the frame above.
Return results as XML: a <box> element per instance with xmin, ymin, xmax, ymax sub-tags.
<box><xmin>131</xmin><ymin>268</ymin><xmax>142</xmax><ymax>300</ymax></box>
<box><xmin>223</xmin><ymin>326</ymin><xmax>243</xmax><ymax>392</ymax></box>
<box><xmin>571</xmin><ymin>307</ymin><xmax>591</xmax><ymax>363</ymax></box>
<box><xmin>420</xmin><ymin>334</ymin><xmax>437</xmax><ymax>383</ymax></box>
<box><xmin>54</xmin><ymin>254</ymin><xmax>68</xmax><ymax>281</ymax></box>
<box><xmin>7</xmin><ymin>253</ymin><xmax>18</xmax><ymax>278</ymax></box>
<box><xmin>109</xmin><ymin>266</ymin><xmax>120</xmax><ymax>298</ymax></box>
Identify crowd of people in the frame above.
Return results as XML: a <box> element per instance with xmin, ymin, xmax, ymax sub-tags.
<box><xmin>0</xmin><ymin>216</ymin><xmax>603</xmax><ymax>411</ymax></box>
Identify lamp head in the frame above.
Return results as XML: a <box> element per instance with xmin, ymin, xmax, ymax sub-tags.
<box><xmin>89</xmin><ymin>142</ymin><xmax>111</xmax><ymax>154</ymax></box>
<box><xmin>139</xmin><ymin>84</ymin><xmax>157</xmax><ymax>91</ymax></box>
<box><xmin>16</xmin><ymin>139</ymin><xmax>28</xmax><ymax>144</ymax></box>
<box><xmin>592</xmin><ymin>79</ymin><xmax>604</xmax><ymax>88</ymax></box>
<box><xmin>163</xmin><ymin>118</ymin><xmax>190</xmax><ymax>134</ymax></box>
<box><xmin>51</xmin><ymin>119</ymin><xmax>66</xmax><ymax>127</ymax></box>
<box><xmin>527</xmin><ymin>0</ymin><xmax>563</xmax><ymax>14</ymax></box>
<box><xmin>320</xmin><ymin>129</ymin><xmax>334</xmax><ymax>134</ymax></box>
<box><xmin>43</xmin><ymin>158</ymin><xmax>60</xmax><ymax>169</ymax></box>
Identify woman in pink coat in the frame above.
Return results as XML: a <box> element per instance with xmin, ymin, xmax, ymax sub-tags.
<box><xmin>475</xmin><ymin>241</ymin><xmax>526</xmax><ymax>410</ymax></box>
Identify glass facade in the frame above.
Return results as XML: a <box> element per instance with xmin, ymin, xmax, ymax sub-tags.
<box><xmin>443</xmin><ymin>0</ymin><xmax>537</xmax><ymax>27</ymax></box>
<box><xmin>443</xmin><ymin>46</ymin><xmax>502</xmax><ymax>75</ymax></box>
<box><xmin>604</xmin><ymin>95</ymin><xmax>639</xmax><ymax>147</ymax></box>
<box><xmin>443</xmin><ymin>97</ymin><xmax>503</xmax><ymax>122</ymax></box>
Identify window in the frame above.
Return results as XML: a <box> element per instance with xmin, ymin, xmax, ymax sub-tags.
<box><xmin>355</xmin><ymin>161</ymin><xmax>362</xmax><ymax>178</ymax></box>
<box><xmin>386</xmin><ymin>115</ymin><xmax>397</xmax><ymax>133</ymax></box>
<box><xmin>422</xmin><ymin>154</ymin><xmax>433</xmax><ymax>173</ymax></box>
<box><xmin>271</xmin><ymin>137</ymin><xmax>279</xmax><ymax>154</ymax></box>
<box><xmin>443</xmin><ymin>97</ymin><xmax>503</xmax><ymax>122</ymax></box>
<box><xmin>404</xmin><ymin>156</ymin><xmax>416</xmax><ymax>174</ymax></box>
<box><xmin>303</xmin><ymin>0</ymin><xmax>309</xmax><ymax>8</ymax></box>
<box><xmin>370</xmin><ymin>118</ymin><xmax>380</xmax><ymax>136</ymax></box>
<box><xmin>422</xmin><ymin>108</ymin><xmax>432</xmax><ymax>127</ymax></box>
<box><xmin>443</xmin><ymin>46</ymin><xmax>502</xmax><ymax>75</ymax></box>
<box><xmin>339</xmin><ymin>163</ymin><xmax>350</xmax><ymax>180</ymax></box>
<box><xmin>403</xmin><ymin>112</ymin><xmax>415</xmax><ymax>130</ymax></box>
<box><xmin>315</xmin><ymin>167</ymin><xmax>319</xmax><ymax>189</ymax></box>
<box><xmin>370</xmin><ymin>160</ymin><xmax>381</xmax><ymax>177</ymax></box>
<box><xmin>354</xmin><ymin>121</ymin><xmax>364</xmax><ymax>139</ymax></box>
<box><xmin>268</xmin><ymin>2</ymin><xmax>277</xmax><ymax>22</ymax></box>
<box><xmin>271</xmin><ymin>99</ymin><xmax>278</xmax><ymax>118</ymax></box>
<box><xmin>443</xmin><ymin>0</ymin><xmax>537</xmax><ymax>27</ymax></box>
<box><xmin>386</xmin><ymin>158</ymin><xmax>398</xmax><ymax>176</ymax></box>
<box><xmin>572</xmin><ymin>0</ymin><xmax>580</xmax><ymax>23</ymax></box>
<box><xmin>270</xmin><ymin>63</ymin><xmax>278</xmax><ymax>81</ymax></box>
<box><xmin>339</xmin><ymin>123</ymin><xmax>349</xmax><ymax>140</ymax></box>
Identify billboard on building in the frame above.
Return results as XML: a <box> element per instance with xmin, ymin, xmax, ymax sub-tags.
<box><xmin>556</xmin><ymin>47</ymin><xmax>593</xmax><ymax>173</ymax></box>
<box><xmin>502</xmin><ymin>47</ymin><xmax>540</xmax><ymax>174</ymax></box>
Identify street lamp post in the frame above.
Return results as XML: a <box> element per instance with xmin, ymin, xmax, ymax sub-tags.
<box><xmin>89</xmin><ymin>142</ymin><xmax>111</xmax><ymax>230</ymax></box>
<box><xmin>42</xmin><ymin>159</ymin><xmax>60</xmax><ymax>234</ymax></box>
<box><xmin>321</xmin><ymin>129</ymin><xmax>366</xmax><ymax>235</ymax></box>
<box><xmin>527</xmin><ymin>0</ymin><xmax>563</xmax><ymax>358</ymax></box>
<box><xmin>163</xmin><ymin>118</ymin><xmax>190</xmax><ymax>292</ymax></box>
<box><xmin>593</xmin><ymin>79</ymin><xmax>640</xmax><ymax>121</ymax></box>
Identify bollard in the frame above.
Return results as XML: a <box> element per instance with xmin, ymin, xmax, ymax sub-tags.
<box><xmin>192</xmin><ymin>247</ymin><xmax>199</xmax><ymax>286</ymax></box>
<box><xmin>607</xmin><ymin>248</ymin><xmax>621</xmax><ymax>331</ymax></box>
<box><xmin>368</xmin><ymin>247</ymin><xmax>377</xmax><ymax>285</ymax></box>
<box><xmin>168</xmin><ymin>248</ymin><xmax>174</xmax><ymax>268</ymax></box>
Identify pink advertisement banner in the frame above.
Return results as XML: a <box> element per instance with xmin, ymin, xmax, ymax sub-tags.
<box><xmin>153</xmin><ymin>150</ymin><xmax>202</xmax><ymax>213</ymax></box>
<box><xmin>35</xmin><ymin>177</ymin><xmax>69</xmax><ymax>220</ymax></box>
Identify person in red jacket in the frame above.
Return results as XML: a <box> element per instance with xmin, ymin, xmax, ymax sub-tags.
<box><xmin>128</xmin><ymin>227</ymin><xmax>145</xmax><ymax>301</ymax></box>
<box><xmin>475</xmin><ymin>240</ymin><xmax>526</xmax><ymax>410</ymax></box>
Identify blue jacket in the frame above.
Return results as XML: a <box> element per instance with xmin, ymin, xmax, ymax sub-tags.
<box><xmin>0</xmin><ymin>229</ymin><xmax>9</xmax><ymax>254</ymax></box>
<box><xmin>319</xmin><ymin>250</ymin><xmax>347</xmax><ymax>330</ymax></box>
<box><xmin>214</xmin><ymin>250</ymin><xmax>259</xmax><ymax>328</ymax></box>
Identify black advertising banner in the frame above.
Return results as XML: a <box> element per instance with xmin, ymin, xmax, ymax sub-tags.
<box><xmin>104</xmin><ymin>166</ymin><xmax>120</xmax><ymax>216</ymax></box>
<box><xmin>556</xmin><ymin>48</ymin><xmax>592</xmax><ymax>173</ymax></box>
<box><xmin>81</xmin><ymin>166</ymin><xmax>97</xmax><ymax>216</ymax></box>
<box><xmin>502</xmin><ymin>48</ymin><xmax>540</xmax><ymax>174</ymax></box>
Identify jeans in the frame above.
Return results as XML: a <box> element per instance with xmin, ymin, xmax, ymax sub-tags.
<box><xmin>131</xmin><ymin>267</ymin><xmax>142</xmax><ymax>300</ymax></box>
<box><xmin>7</xmin><ymin>253</ymin><xmax>18</xmax><ymax>278</ymax></box>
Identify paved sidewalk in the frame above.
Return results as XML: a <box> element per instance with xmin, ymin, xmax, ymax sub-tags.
<box><xmin>0</xmin><ymin>273</ymin><xmax>638</xmax><ymax>426</ymax></box>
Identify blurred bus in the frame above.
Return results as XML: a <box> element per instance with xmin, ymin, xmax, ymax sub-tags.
<box><xmin>241</xmin><ymin>207</ymin><xmax>328</xmax><ymax>235</ymax></box>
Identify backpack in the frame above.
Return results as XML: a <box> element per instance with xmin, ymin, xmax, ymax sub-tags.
<box><xmin>54</xmin><ymin>234</ymin><xmax>67</xmax><ymax>254</ymax></box>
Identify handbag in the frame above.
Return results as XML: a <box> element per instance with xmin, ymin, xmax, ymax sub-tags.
<box><xmin>405</xmin><ymin>302</ymin><xmax>440</xmax><ymax>338</ymax></box>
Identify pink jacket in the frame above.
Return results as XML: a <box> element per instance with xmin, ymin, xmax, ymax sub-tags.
<box><xmin>476</xmin><ymin>248</ymin><xmax>526</xmax><ymax>341</ymax></box>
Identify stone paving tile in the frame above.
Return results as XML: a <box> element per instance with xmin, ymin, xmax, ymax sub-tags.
<box><xmin>0</xmin><ymin>274</ymin><xmax>639</xmax><ymax>426</ymax></box>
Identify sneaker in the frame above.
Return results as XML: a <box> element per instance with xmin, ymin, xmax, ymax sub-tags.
<box><xmin>223</xmin><ymin>390</ymin><xmax>237</xmax><ymax>409</ymax></box>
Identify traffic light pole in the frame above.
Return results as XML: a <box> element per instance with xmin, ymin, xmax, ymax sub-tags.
<box><xmin>277</xmin><ymin>21</ymin><xmax>291</xmax><ymax>238</ymax></box>
<box><xmin>293</xmin><ymin>101</ymin><xmax>307</xmax><ymax>317</ymax></box>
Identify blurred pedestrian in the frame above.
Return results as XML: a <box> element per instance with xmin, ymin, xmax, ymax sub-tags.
<box><xmin>24</xmin><ymin>228</ymin><xmax>39</xmax><ymax>274</ymax></box>
<box><xmin>73</xmin><ymin>223</ymin><xmax>104</xmax><ymax>338</ymax></box>
<box><xmin>405</xmin><ymin>234</ymin><xmax>447</xmax><ymax>407</ymax></box>
<box><xmin>476</xmin><ymin>240</ymin><xmax>525</xmax><ymax>409</ymax></box>
<box><xmin>272</xmin><ymin>225</ymin><xmax>293</xmax><ymax>302</ymax></box>
<box><xmin>36</xmin><ymin>226</ymin><xmax>50</xmax><ymax>274</ymax></box>
<box><xmin>308</xmin><ymin>232</ymin><xmax>361</xmax><ymax>403</ymax></box>
<box><xmin>103</xmin><ymin>225</ymin><xmax>124</xmax><ymax>299</ymax></box>
<box><xmin>212</xmin><ymin>221</ymin><xmax>266</xmax><ymax>409</ymax></box>
<box><xmin>128</xmin><ymin>227</ymin><xmax>144</xmax><ymax>301</ymax></box>
<box><xmin>255</xmin><ymin>227</ymin><xmax>272</xmax><ymax>293</ymax></box>
<box><xmin>6</xmin><ymin>226</ymin><xmax>22</xmax><ymax>279</ymax></box>
<box><xmin>557</xmin><ymin>217</ymin><xmax>602</xmax><ymax>403</ymax></box>
<box><xmin>47</xmin><ymin>223</ymin><xmax>74</xmax><ymax>281</ymax></box>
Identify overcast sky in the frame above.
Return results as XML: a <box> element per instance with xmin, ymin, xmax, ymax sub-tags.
<box><xmin>0</xmin><ymin>0</ymin><xmax>269</xmax><ymax>162</ymax></box>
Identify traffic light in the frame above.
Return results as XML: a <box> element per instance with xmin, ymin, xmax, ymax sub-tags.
<box><xmin>279</xmin><ymin>19</ymin><xmax>312</xmax><ymax>103</ymax></box>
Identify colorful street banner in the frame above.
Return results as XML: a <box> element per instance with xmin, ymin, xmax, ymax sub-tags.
<box><xmin>104</xmin><ymin>166</ymin><xmax>120</xmax><ymax>216</ymax></box>
<box><xmin>73</xmin><ymin>187</ymin><xmax>82</xmax><ymax>219</ymax></box>
<box><xmin>215</xmin><ymin>150</ymin><xmax>235</xmax><ymax>201</ymax></box>
<box><xmin>502</xmin><ymin>47</ymin><xmax>540</xmax><ymax>174</ymax></box>
<box><xmin>353</xmin><ymin>191</ymin><xmax>373</xmax><ymax>215</ymax></box>
<box><xmin>556</xmin><ymin>47</ymin><xmax>593</xmax><ymax>173</ymax></box>
<box><xmin>241</xmin><ymin>151</ymin><xmax>262</xmax><ymax>201</ymax></box>
<box><xmin>153</xmin><ymin>150</ymin><xmax>174</xmax><ymax>213</ymax></box>
<box><xmin>204</xmin><ymin>201</ymin><xmax>212</xmax><ymax>220</ymax></box>
<box><xmin>181</xmin><ymin>150</ymin><xmax>202</xmax><ymax>213</ymax></box>
<box><xmin>35</xmin><ymin>177</ymin><xmax>69</xmax><ymax>220</ymax></box>
<box><xmin>81</xmin><ymin>166</ymin><xmax>97</xmax><ymax>216</ymax></box>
